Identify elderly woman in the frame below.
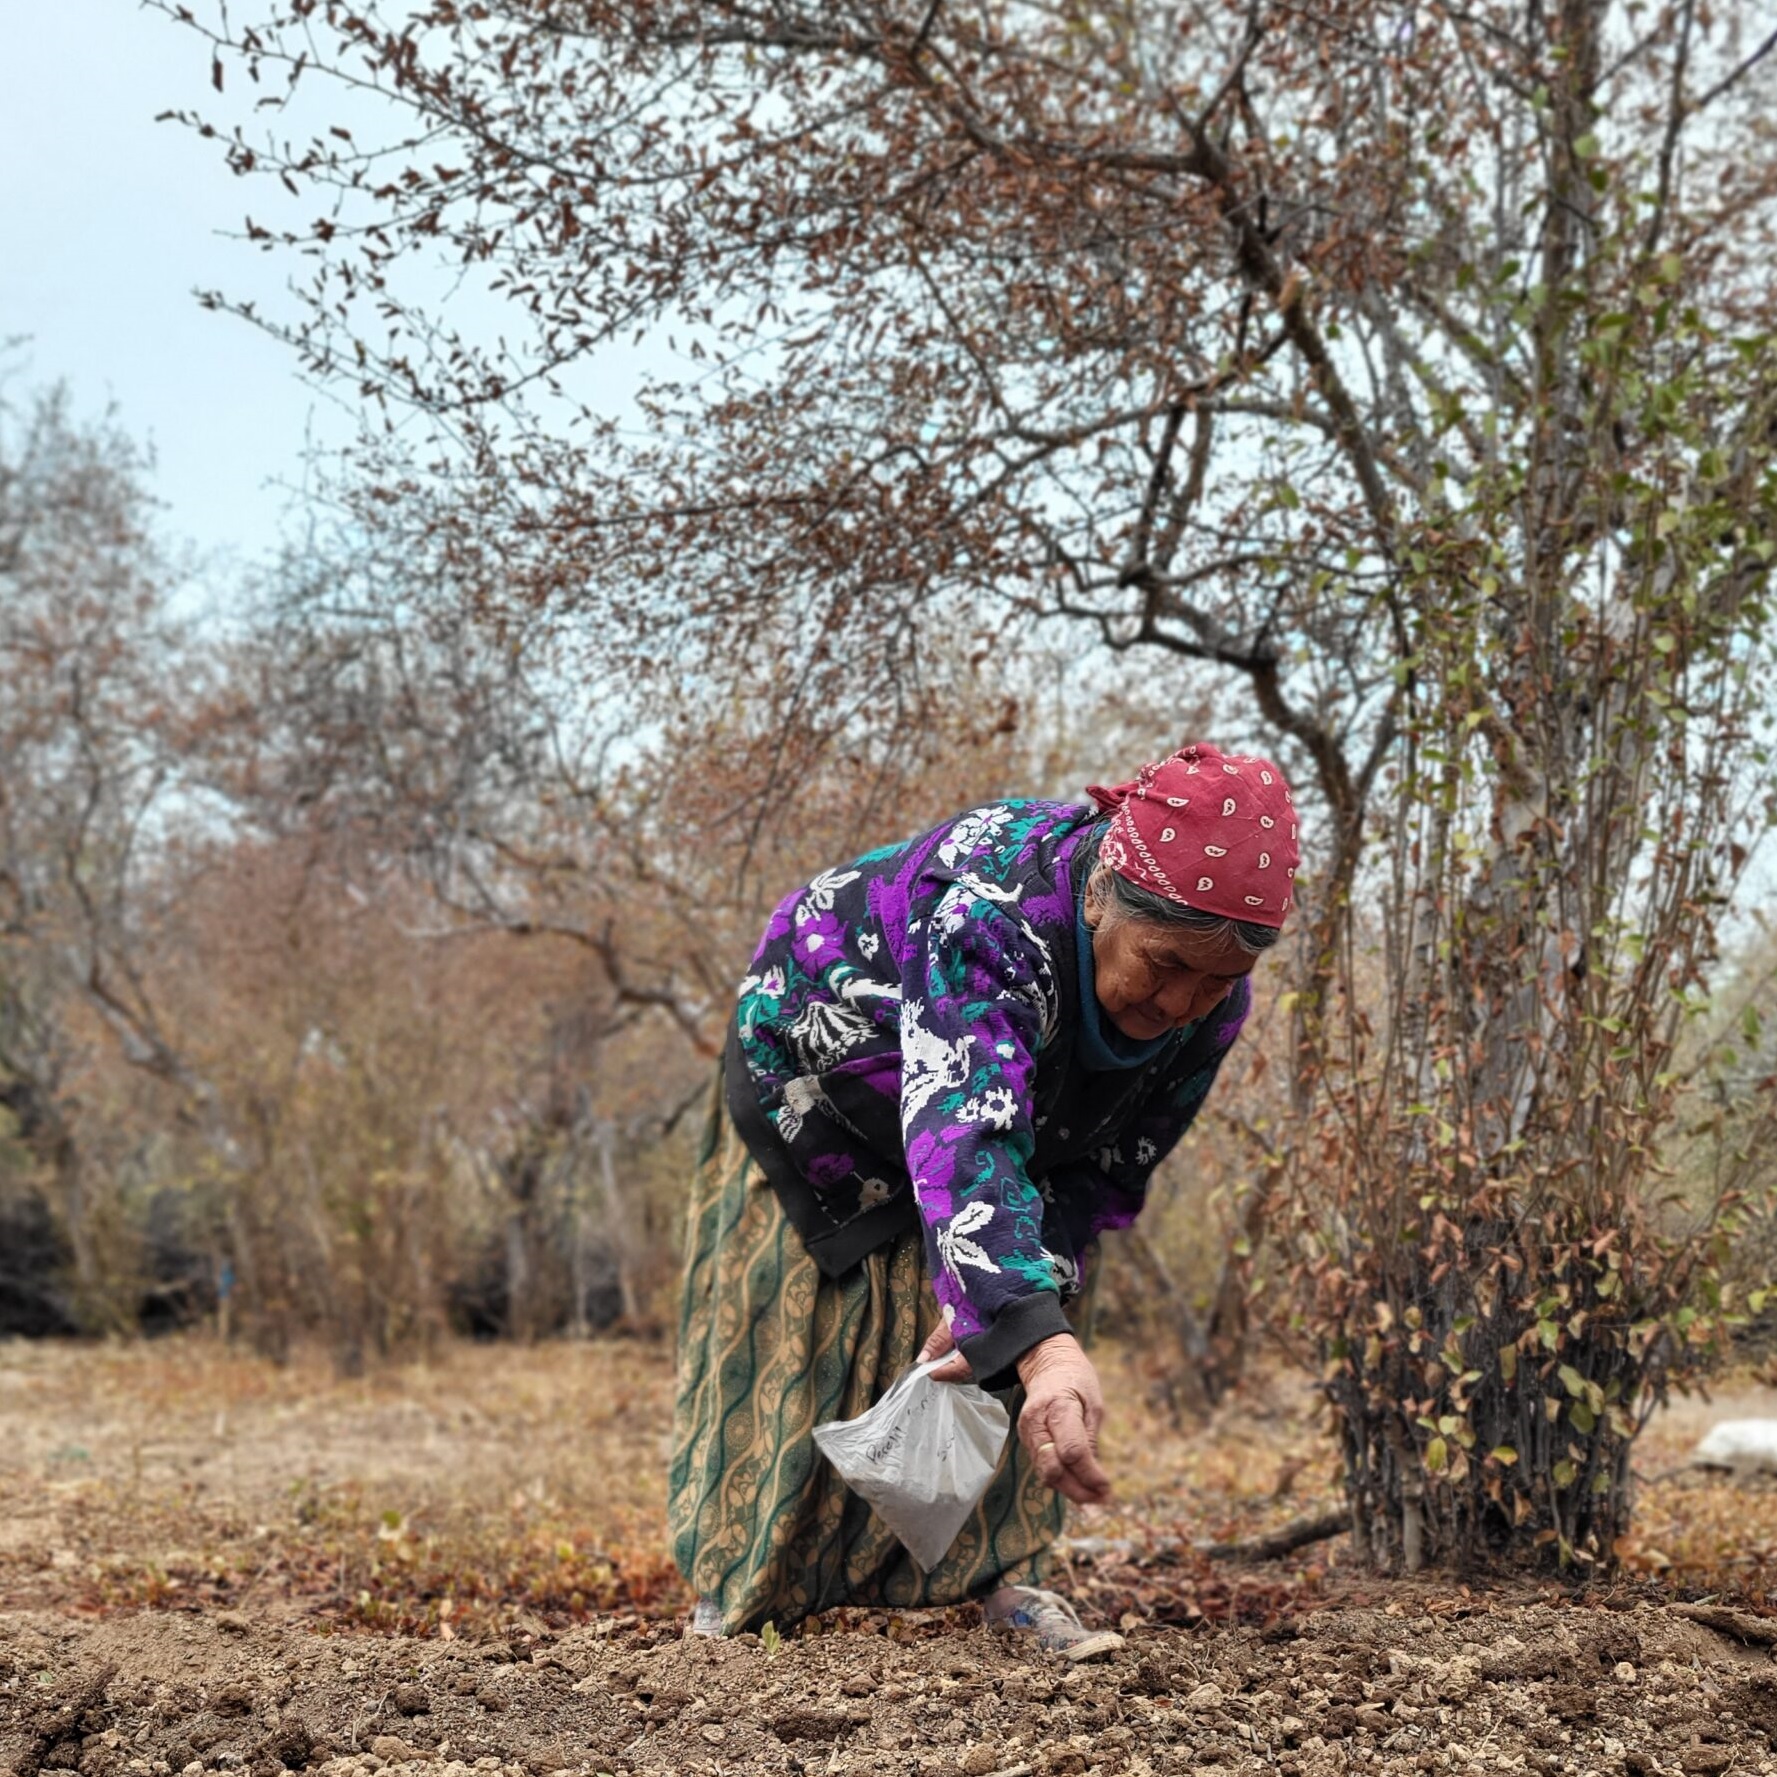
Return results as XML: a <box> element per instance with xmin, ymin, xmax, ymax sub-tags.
<box><xmin>668</xmin><ymin>742</ymin><xmax>1297</xmax><ymax>1655</ymax></box>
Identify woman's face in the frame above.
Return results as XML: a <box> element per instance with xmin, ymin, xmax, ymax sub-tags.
<box><xmin>1085</xmin><ymin>871</ymin><xmax>1260</xmax><ymax>1041</ymax></box>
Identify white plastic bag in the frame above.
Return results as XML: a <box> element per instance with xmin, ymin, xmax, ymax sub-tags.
<box><xmin>812</xmin><ymin>1360</ymin><xmax>1012</xmax><ymax>1571</ymax></box>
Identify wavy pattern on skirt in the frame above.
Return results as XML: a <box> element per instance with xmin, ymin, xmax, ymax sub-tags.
<box><xmin>668</xmin><ymin>1073</ymin><xmax>1087</xmax><ymax>1632</ymax></box>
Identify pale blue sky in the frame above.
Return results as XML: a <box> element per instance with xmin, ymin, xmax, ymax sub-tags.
<box><xmin>1</xmin><ymin>0</ymin><xmax>361</xmax><ymax>574</ymax></box>
<box><xmin>3</xmin><ymin>0</ymin><xmax>684</xmax><ymax>592</ymax></box>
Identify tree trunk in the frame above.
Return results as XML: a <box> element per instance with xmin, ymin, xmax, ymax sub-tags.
<box><xmin>594</xmin><ymin>1119</ymin><xmax>642</xmax><ymax>1326</ymax></box>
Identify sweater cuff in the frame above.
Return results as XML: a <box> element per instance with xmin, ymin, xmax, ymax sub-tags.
<box><xmin>957</xmin><ymin>1290</ymin><xmax>1072</xmax><ymax>1394</ymax></box>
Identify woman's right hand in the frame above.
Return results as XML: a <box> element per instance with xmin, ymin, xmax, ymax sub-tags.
<box><xmin>916</xmin><ymin>1317</ymin><xmax>974</xmax><ymax>1383</ymax></box>
<box><xmin>1015</xmin><ymin>1333</ymin><xmax>1111</xmax><ymax>1505</ymax></box>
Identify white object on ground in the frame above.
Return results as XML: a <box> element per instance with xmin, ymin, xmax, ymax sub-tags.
<box><xmin>1691</xmin><ymin>1419</ymin><xmax>1777</xmax><ymax>1476</ymax></box>
<box><xmin>812</xmin><ymin>1359</ymin><xmax>1011</xmax><ymax>1571</ymax></box>
<box><xmin>986</xmin><ymin>1585</ymin><xmax>1125</xmax><ymax>1662</ymax></box>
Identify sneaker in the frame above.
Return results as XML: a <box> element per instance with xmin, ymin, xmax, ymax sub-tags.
<box><xmin>686</xmin><ymin>1597</ymin><xmax>725</xmax><ymax>1639</ymax></box>
<box><xmin>985</xmin><ymin>1586</ymin><xmax>1125</xmax><ymax>1662</ymax></box>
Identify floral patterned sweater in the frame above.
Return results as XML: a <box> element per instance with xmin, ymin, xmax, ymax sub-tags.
<box><xmin>723</xmin><ymin>800</ymin><xmax>1251</xmax><ymax>1386</ymax></box>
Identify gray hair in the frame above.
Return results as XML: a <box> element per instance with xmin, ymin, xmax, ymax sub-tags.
<box><xmin>1084</xmin><ymin>825</ymin><xmax>1283</xmax><ymax>956</ymax></box>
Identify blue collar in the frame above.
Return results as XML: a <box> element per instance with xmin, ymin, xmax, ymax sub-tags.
<box><xmin>1073</xmin><ymin>897</ymin><xmax>1190</xmax><ymax>1071</ymax></box>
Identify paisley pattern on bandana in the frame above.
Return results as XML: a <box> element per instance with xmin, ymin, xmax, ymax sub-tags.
<box><xmin>1087</xmin><ymin>740</ymin><xmax>1301</xmax><ymax>923</ymax></box>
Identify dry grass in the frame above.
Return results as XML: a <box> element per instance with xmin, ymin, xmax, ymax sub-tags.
<box><xmin>4</xmin><ymin>1333</ymin><xmax>1777</xmax><ymax>1639</ymax></box>
<box><xmin>1616</xmin><ymin>1368</ymin><xmax>1777</xmax><ymax>1592</ymax></box>
<box><xmin>0</xmin><ymin>1334</ymin><xmax>683</xmax><ymax>1634</ymax></box>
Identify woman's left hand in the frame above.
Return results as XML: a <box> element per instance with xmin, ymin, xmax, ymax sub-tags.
<box><xmin>916</xmin><ymin>1318</ymin><xmax>974</xmax><ymax>1382</ymax></box>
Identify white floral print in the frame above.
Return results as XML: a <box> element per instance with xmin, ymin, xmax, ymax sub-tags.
<box><xmin>797</xmin><ymin>866</ymin><xmax>861</xmax><ymax>919</ymax></box>
<box><xmin>957</xmin><ymin>1085</ymin><xmax>1017</xmax><ymax>1131</ymax></box>
<box><xmin>937</xmin><ymin>1200</ymin><xmax>998</xmax><ymax>1280</ymax></box>
<box><xmin>899</xmin><ymin>1000</ymin><xmax>975</xmax><ymax>1121</ymax></box>
<box><xmin>788</xmin><ymin>997</ymin><xmax>876</xmax><ymax>1070</ymax></box>
<box><xmin>743</xmin><ymin>965</ymin><xmax>786</xmax><ymax>999</ymax></box>
<box><xmin>773</xmin><ymin>1074</ymin><xmax>832</xmax><ymax>1143</ymax></box>
<box><xmin>937</xmin><ymin>806</ymin><xmax>1012</xmax><ymax>867</ymax></box>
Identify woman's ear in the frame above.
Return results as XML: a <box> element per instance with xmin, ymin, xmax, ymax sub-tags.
<box><xmin>1083</xmin><ymin>866</ymin><xmax>1109</xmax><ymax>930</ymax></box>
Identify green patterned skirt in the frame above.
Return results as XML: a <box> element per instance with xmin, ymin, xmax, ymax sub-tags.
<box><xmin>667</xmin><ymin>1073</ymin><xmax>1080</xmax><ymax>1633</ymax></box>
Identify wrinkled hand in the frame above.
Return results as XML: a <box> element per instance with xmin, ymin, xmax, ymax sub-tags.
<box><xmin>916</xmin><ymin>1318</ymin><xmax>974</xmax><ymax>1383</ymax></box>
<box><xmin>1016</xmin><ymin>1333</ymin><xmax>1110</xmax><ymax>1506</ymax></box>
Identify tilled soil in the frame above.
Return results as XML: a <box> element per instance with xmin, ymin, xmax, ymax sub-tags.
<box><xmin>12</xmin><ymin>1340</ymin><xmax>1777</xmax><ymax>1775</ymax></box>
<box><xmin>6</xmin><ymin>1598</ymin><xmax>1777</xmax><ymax>1777</ymax></box>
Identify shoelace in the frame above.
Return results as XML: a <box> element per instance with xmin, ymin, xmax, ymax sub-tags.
<box><xmin>996</xmin><ymin>1587</ymin><xmax>1088</xmax><ymax>1631</ymax></box>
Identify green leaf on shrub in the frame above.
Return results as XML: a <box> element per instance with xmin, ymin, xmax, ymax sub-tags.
<box><xmin>1559</xmin><ymin>1364</ymin><xmax>1587</xmax><ymax>1398</ymax></box>
<box><xmin>1570</xmin><ymin>1402</ymin><xmax>1597</xmax><ymax>1434</ymax></box>
<box><xmin>1500</xmin><ymin>1345</ymin><xmax>1518</xmax><ymax>1383</ymax></box>
<box><xmin>1426</xmin><ymin>1437</ymin><xmax>1449</xmax><ymax>1474</ymax></box>
<box><xmin>1490</xmin><ymin>1445</ymin><xmax>1519</xmax><ymax>1466</ymax></box>
<box><xmin>1554</xmin><ymin>1458</ymin><xmax>1577</xmax><ymax>1488</ymax></box>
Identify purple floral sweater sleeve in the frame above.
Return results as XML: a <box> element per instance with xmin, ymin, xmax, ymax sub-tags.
<box><xmin>898</xmin><ymin>880</ymin><xmax>1076</xmax><ymax>1383</ymax></box>
<box><xmin>724</xmin><ymin>799</ymin><xmax>1253</xmax><ymax>1388</ymax></box>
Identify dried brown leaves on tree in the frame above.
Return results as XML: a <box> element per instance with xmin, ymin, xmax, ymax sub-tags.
<box><xmin>0</xmin><ymin>381</ymin><xmax>1084</xmax><ymax>1362</ymax></box>
<box><xmin>147</xmin><ymin>0</ymin><xmax>1777</xmax><ymax>1567</ymax></box>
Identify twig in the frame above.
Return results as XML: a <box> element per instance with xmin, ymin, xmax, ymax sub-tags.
<box><xmin>1692</xmin><ymin>25</ymin><xmax>1777</xmax><ymax>113</ymax></box>
<box><xmin>1200</xmin><ymin>1509</ymin><xmax>1348</xmax><ymax>1563</ymax></box>
<box><xmin>1670</xmin><ymin>1603</ymin><xmax>1777</xmax><ymax>1646</ymax></box>
<box><xmin>1063</xmin><ymin>1508</ymin><xmax>1348</xmax><ymax>1570</ymax></box>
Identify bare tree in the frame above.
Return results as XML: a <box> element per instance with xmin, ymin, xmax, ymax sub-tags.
<box><xmin>150</xmin><ymin>0</ymin><xmax>1777</xmax><ymax>1561</ymax></box>
<box><xmin>0</xmin><ymin>380</ymin><xmax>202</xmax><ymax>1325</ymax></box>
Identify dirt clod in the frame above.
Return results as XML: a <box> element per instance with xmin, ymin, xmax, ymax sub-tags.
<box><xmin>765</xmin><ymin>1708</ymin><xmax>853</xmax><ymax>1744</ymax></box>
<box><xmin>1731</xmin><ymin>1673</ymin><xmax>1777</xmax><ymax>1742</ymax></box>
<box><xmin>1545</xmin><ymin>1682</ymin><xmax>1598</xmax><ymax>1721</ymax></box>
<box><xmin>1677</xmin><ymin>1749</ymin><xmax>1735</xmax><ymax>1774</ymax></box>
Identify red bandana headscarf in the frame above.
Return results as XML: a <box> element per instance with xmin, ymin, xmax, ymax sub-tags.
<box><xmin>1086</xmin><ymin>742</ymin><xmax>1300</xmax><ymax>926</ymax></box>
